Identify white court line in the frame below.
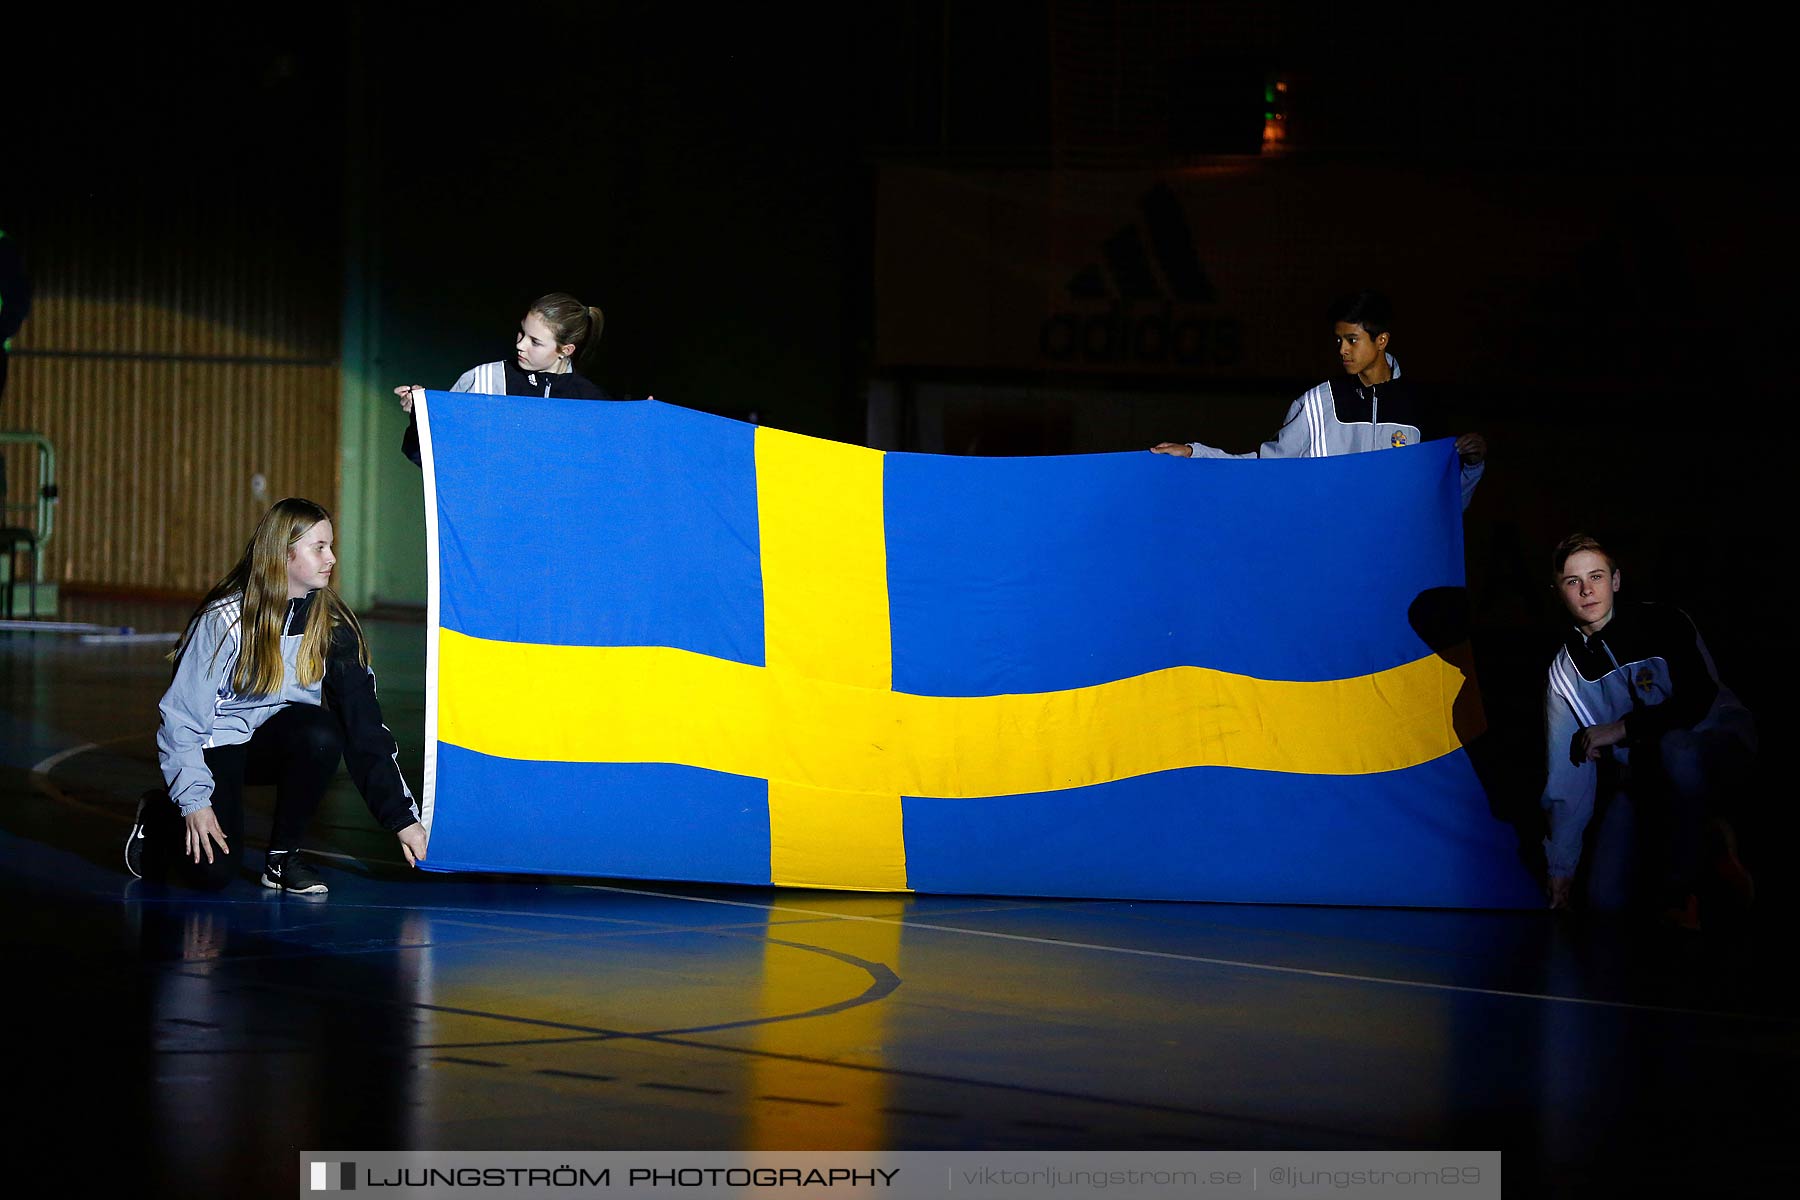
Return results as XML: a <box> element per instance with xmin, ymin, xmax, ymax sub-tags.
<box><xmin>576</xmin><ymin>883</ymin><xmax>1784</xmax><ymax>1022</ymax></box>
<box><xmin>23</xmin><ymin>739</ymin><xmax>1779</xmax><ymax>1022</ymax></box>
<box><xmin>29</xmin><ymin>727</ymin><xmax>158</xmax><ymax>778</ymax></box>
<box><xmin>31</xmin><ymin>741</ymin><xmax>101</xmax><ymax>776</ymax></box>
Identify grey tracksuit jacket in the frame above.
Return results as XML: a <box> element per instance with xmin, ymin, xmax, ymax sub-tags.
<box><xmin>156</xmin><ymin>592</ymin><xmax>419</xmax><ymax>830</ymax></box>
<box><xmin>1186</xmin><ymin>356</ymin><xmax>1485</xmax><ymax>510</ymax></box>
<box><xmin>1539</xmin><ymin>601</ymin><xmax>1754</xmax><ymax>878</ymax></box>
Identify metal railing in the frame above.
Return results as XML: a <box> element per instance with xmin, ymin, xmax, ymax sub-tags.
<box><xmin>1</xmin><ymin>433</ymin><xmax>57</xmax><ymax>608</ymax></box>
<box><xmin>1</xmin><ymin>431</ymin><xmax>56</xmax><ymax>551</ymax></box>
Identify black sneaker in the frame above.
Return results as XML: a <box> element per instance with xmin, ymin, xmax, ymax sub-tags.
<box><xmin>125</xmin><ymin>790</ymin><xmax>158</xmax><ymax>879</ymax></box>
<box><xmin>261</xmin><ymin>851</ymin><xmax>329</xmax><ymax>895</ymax></box>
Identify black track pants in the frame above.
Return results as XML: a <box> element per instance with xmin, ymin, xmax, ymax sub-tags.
<box><xmin>150</xmin><ymin>703</ymin><xmax>344</xmax><ymax>890</ymax></box>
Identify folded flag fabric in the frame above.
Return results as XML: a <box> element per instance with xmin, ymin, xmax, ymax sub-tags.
<box><xmin>414</xmin><ymin>393</ymin><xmax>1537</xmax><ymax>907</ymax></box>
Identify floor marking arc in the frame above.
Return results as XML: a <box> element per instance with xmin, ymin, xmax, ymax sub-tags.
<box><xmin>577</xmin><ymin>883</ymin><xmax>1788</xmax><ymax>1023</ymax></box>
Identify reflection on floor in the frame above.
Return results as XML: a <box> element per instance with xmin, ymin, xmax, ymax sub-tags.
<box><xmin>4</xmin><ymin>600</ymin><xmax>1795</xmax><ymax>1198</ymax></box>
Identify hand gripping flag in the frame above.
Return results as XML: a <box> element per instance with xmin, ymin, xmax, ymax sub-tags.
<box><xmin>414</xmin><ymin>393</ymin><xmax>1537</xmax><ymax>907</ymax></box>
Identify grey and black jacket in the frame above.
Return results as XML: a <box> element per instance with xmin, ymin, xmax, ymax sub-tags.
<box><xmin>1539</xmin><ymin>601</ymin><xmax>1754</xmax><ymax>877</ymax></box>
<box><xmin>401</xmin><ymin>358</ymin><xmax>613</xmax><ymax>465</ymax></box>
<box><xmin>156</xmin><ymin>592</ymin><xmax>420</xmax><ymax>831</ymax></box>
<box><xmin>1186</xmin><ymin>355</ymin><xmax>1485</xmax><ymax>509</ymax></box>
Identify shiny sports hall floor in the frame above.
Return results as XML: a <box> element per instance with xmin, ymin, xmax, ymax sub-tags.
<box><xmin>4</xmin><ymin>601</ymin><xmax>1795</xmax><ymax>1198</ymax></box>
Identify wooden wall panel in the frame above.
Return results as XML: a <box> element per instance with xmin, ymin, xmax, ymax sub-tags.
<box><xmin>3</xmin><ymin>198</ymin><xmax>341</xmax><ymax>595</ymax></box>
<box><xmin>5</xmin><ymin>354</ymin><xmax>339</xmax><ymax>594</ymax></box>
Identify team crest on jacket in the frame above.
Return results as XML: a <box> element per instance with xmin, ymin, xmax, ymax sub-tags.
<box><xmin>1390</xmin><ymin>430</ymin><xmax>1408</xmax><ymax>448</ymax></box>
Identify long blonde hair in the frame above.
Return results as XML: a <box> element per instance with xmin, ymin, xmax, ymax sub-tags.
<box><xmin>171</xmin><ymin>498</ymin><xmax>367</xmax><ymax>696</ymax></box>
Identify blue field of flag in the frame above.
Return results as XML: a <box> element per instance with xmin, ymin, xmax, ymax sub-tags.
<box><xmin>415</xmin><ymin>392</ymin><xmax>1538</xmax><ymax>908</ymax></box>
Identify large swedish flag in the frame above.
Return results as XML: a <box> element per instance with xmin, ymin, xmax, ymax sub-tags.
<box><xmin>415</xmin><ymin>393</ymin><xmax>1536</xmax><ymax>907</ymax></box>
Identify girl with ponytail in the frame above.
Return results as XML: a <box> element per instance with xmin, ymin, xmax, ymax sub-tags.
<box><xmin>395</xmin><ymin>292</ymin><xmax>614</xmax><ymax>465</ymax></box>
<box><xmin>130</xmin><ymin>498</ymin><xmax>428</xmax><ymax>893</ymax></box>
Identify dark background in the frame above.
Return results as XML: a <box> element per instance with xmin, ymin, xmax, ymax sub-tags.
<box><xmin>14</xmin><ymin>0</ymin><xmax>1786</xmax><ymax>421</ymax></box>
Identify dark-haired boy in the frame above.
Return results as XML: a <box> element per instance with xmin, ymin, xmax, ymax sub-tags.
<box><xmin>1153</xmin><ymin>291</ymin><xmax>1489</xmax><ymax>509</ymax></box>
<box><xmin>1540</xmin><ymin>534</ymin><xmax>1756</xmax><ymax>924</ymax></box>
